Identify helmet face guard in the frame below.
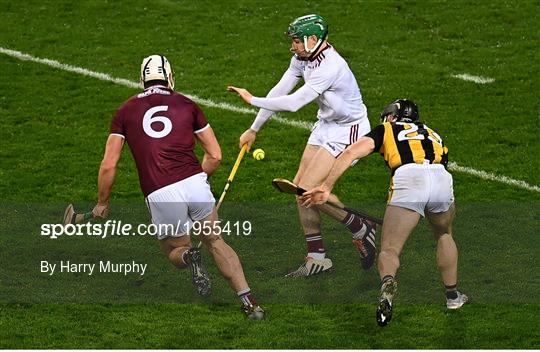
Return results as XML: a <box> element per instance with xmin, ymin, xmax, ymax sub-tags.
<box><xmin>140</xmin><ymin>55</ymin><xmax>175</xmax><ymax>89</ymax></box>
<box><xmin>380</xmin><ymin>99</ymin><xmax>419</xmax><ymax>123</ymax></box>
<box><xmin>286</xmin><ymin>14</ymin><xmax>329</xmax><ymax>54</ymax></box>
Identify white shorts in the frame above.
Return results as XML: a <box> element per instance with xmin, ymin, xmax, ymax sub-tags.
<box><xmin>145</xmin><ymin>172</ymin><xmax>215</xmax><ymax>240</ymax></box>
<box><xmin>307</xmin><ymin>119</ymin><xmax>371</xmax><ymax>157</ymax></box>
<box><xmin>388</xmin><ymin>163</ymin><xmax>454</xmax><ymax>217</ymax></box>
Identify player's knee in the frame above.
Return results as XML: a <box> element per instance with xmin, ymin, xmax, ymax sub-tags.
<box><xmin>295</xmin><ymin>173</ymin><xmax>314</xmax><ymax>189</ymax></box>
<box><xmin>434</xmin><ymin>231</ymin><xmax>453</xmax><ymax>242</ymax></box>
<box><xmin>200</xmin><ymin>233</ymin><xmax>223</xmax><ymax>251</ymax></box>
<box><xmin>380</xmin><ymin>248</ymin><xmax>398</xmax><ymax>258</ymax></box>
<box><xmin>297</xmin><ymin>179</ymin><xmax>315</xmax><ymax>191</ymax></box>
<box><xmin>379</xmin><ymin>247</ymin><xmax>400</xmax><ymax>266</ymax></box>
<box><xmin>428</xmin><ymin>216</ymin><xmax>454</xmax><ymax>238</ymax></box>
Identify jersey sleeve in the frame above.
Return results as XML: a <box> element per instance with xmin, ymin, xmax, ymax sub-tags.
<box><xmin>365</xmin><ymin>124</ymin><xmax>385</xmax><ymax>152</ymax></box>
<box><xmin>288</xmin><ymin>55</ymin><xmax>304</xmax><ymax>77</ymax></box>
<box><xmin>305</xmin><ymin>65</ymin><xmax>337</xmax><ymax>94</ymax></box>
<box><xmin>109</xmin><ymin>105</ymin><xmax>126</xmax><ymax>137</ymax></box>
<box><xmin>250</xmin><ymin>84</ymin><xmax>319</xmax><ymax>112</ymax></box>
<box><xmin>193</xmin><ymin>103</ymin><xmax>209</xmax><ymax>134</ymax></box>
<box><xmin>250</xmin><ymin>64</ymin><xmax>302</xmax><ymax>132</ymax></box>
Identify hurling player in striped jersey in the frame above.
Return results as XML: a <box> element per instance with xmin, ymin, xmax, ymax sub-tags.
<box><xmin>228</xmin><ymin>14</ymin><xmax>377</xmax><ymax>277</ymax></box>
<box><xmin>302</xmin><ymin>99</ymin><xmax>468</xmax><ymax>326</ymax></box>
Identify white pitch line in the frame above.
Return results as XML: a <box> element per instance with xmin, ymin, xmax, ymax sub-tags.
<box><xmin>447</xmin><ymin>162</ymin><xmax>539</xmax><ymax>193</ymax></box>
<box><xmin>1</xmin><ymin>47</ymin><xmax>537</xmax><ymax>192</ymax></box>
<box><xmin>0</xmin><ymin>47</ymin><xmax>141</xmax><ymax>89</ymax></box>
<box><xmin>0</xmin><ymin>47</ymin><xmax>316</xmax><ymax>130</ymax></box>
<box><xmin>452</xmin><ymin>73</ymin><xmax>495</xmax><ymax>84</ymax></box>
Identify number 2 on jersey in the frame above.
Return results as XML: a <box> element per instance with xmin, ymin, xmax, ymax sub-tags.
<box><xmin>143</xmin><ymin>105</ymin><xmax>172</xmax><ymax>138</ymax></box>
<box><xmin>396</xmin><ymin>122</ymin><xmax>443</xmax><ymax>146</ymax></box>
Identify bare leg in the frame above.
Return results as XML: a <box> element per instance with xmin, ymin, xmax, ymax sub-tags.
<box><xmin>426</xmin><ymin>203</ymin><xmax>458</xmax><ymax>286</ymax></box>
<box><xmin>159</xmin><ymin>231</ymin><xmax>212</xmax><ymax>297</ymax></box>
<box><xmin>294</xmin><ymin>145</ymin><xmax>349</xmax><ymax>226</ymax></box>
<box><xmin>159</xmin><ymin>235</ymin><xmax>192</xmax><ymax>268</ymax></box>
<box><xmin>198</xmin><ymin>209</ymin><xmax>249</xmax><ymax>293</ymax></box>
<box><xmin>375</xmin><ymin>205</ymin><xmax>421</xmax><ymax>326</ymax></box>
<box><xmin>426</xmin><ymin>203</ymin><xmax>467</xmax><ymax>309</ymax></box>
<box><xmin>293</xmin><ymin>145</ymin><xmax>376</xmax><ymax>270</ymax></box>
<box><xmin>294</xmin><ymin>145</ymin><xmax>325</xmax><ymax>235</ymax></box>
<box><xmin>293</xmin><ymin>145</ymin><xmax>345</xmax><ymax>261</ymax></box>
<box><xmin>318</xmin><ymin>200</ymin><xmax>347</xmax><ymax>221</ymax></box>
<box><xmin>378</xmin><ymin>205</ymin><xmax>421</xmax><ymax>279</ymax></box>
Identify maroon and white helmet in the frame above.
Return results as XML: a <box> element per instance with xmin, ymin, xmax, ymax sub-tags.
<box><xmin>140</xmin><ymin>54</ymin><xmax>174</xmax><ymax>89</ymax></box>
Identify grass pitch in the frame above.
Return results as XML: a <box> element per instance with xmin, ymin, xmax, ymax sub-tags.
<box><xmin>1</xmin><ymin>0</ymin><xmax>539</xmax><ymax>349</ymax></box>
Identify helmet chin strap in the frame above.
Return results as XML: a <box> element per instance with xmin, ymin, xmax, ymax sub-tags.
<box><xmin>303</xmin><ymin>36</ymin><xmax>323</xmax><ymax>54</ymax></box>
<box><xmin>168</xmin><ymin>73</ymin><xmax>175</xmax><ymax>90</ymax></box>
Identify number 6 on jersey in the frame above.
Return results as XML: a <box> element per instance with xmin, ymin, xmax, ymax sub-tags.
<box><xmin>143</xmin><ymin>105</ymin><xmax>172</xmax><ymax>138</ymax></box>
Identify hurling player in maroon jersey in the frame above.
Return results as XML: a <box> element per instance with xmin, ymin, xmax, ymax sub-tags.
<box><xmin>91</xmin><ymin>55</ymin><xmax>263</xmax><ymax>319</ymax></box>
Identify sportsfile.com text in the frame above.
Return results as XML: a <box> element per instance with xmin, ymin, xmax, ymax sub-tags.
<box><xmin>41</xmin><ymin>220</ymin><xmax>253</xmax><ymax>239</ymax></box>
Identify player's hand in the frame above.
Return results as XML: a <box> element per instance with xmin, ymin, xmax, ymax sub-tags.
<box><xmin>239</xmin><ymin>129</ymin><xmax>257</xmax><ymax>151</ymax></box>
<box><xmin>227</xmin><ymin>86</ymin><xmax>253</xmax><ymax>104</ymax></box>
<box><xmin>92</xmin><ymin>202</ymin><xmax>109</xmax><ymax>219</ymax></box>
<box><xmin>300</xmin><ymin>186</ymin><xmax>331</xmax><ymax>208</ymax></box>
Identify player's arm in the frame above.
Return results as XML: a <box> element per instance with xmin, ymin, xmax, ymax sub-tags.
<box><xmin>301</xmin><ymin>136</ymin><xmax>376</xmax><ymax>207</ymax></box>
<box><xmin>239</xmin><ymin>65</ymin><xmax>337</xmax><ymax>113</ymax></box>
<box><xmin>229</xmin><ymin>62</ymin><xmax>332</xmax><ymax>115</ymax></box>
<box><xmin>195</xmin><ymin>125</ymin><xmax>222</xmax><ymax>176</ymax></box>
<box><xmin>229</xmin><ymin>84</ymin><xmax>318</xmax><ymax>113</ymax></box>
<box><xmin>323</xmin><ymin>136</ymin><xmax>376</xmax><ymax>190</ymax></box>
<box><xmin>250</xmin><ymin>69</ymin><xmax>301</xmax><ymax>130</ymax></box>
<box><xmin>237</xmin><ymin>69</ymin><xmax>301</xmax><ymax>150</ymax></box>
<box><xmin>93</xmin><ymin>134</ymin><xmax>124</xmax><ymax>218</ymax></box>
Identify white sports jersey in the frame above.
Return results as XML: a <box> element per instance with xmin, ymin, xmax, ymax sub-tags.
<box><xmin>289</xmin><ymin>45</ymin><xmax>367</xmax><ymax>125</ymax></box>
<box><xmin>249</xmin><ymin>44</ymin><xmax>368</xmax><ymax>131</ymax></box>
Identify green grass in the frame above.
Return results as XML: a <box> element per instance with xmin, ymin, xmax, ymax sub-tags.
<box><xmin>1</xmin><ymin>0</ymin><xmax>539</xmax><ymax>349</ymax></box>
<box><xmin>1</xmin><ymin>304</ymin><xmax>538</xmax><ymax>349</ymax></box>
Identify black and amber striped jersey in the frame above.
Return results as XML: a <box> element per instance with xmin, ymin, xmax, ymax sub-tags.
<box><xmin>365</xmin><ymin>121</ymin><xmax>448</xmax><ymax>173</ymax></box>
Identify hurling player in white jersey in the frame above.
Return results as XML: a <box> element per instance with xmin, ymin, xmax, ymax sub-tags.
<box><xmin>228</xmin><ymin>14</ymin><xmax>377</xmax><ymax>277</ymax></box>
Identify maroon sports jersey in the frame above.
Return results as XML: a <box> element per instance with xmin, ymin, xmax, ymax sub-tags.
<box><xmin>110</xmin><ymin>85</ymin><xmax>208</xmax><ymax>197</ymax></box>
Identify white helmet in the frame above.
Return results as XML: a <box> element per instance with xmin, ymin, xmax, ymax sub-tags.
<box><xmin>140</xmin><ymin>54</ymin><xmax>174</xmax><ymax>89</ymax></box>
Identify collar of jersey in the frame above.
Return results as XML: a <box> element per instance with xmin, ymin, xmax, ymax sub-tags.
<box><xmin>309</xmin><ymin>44</ymin><xmax>332</xmax><ymax>62</ymax></box>
<box><xmin>145</xmin><ymin>84</ymin><xmax>170</xmax><ymax>91</ymax></box>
